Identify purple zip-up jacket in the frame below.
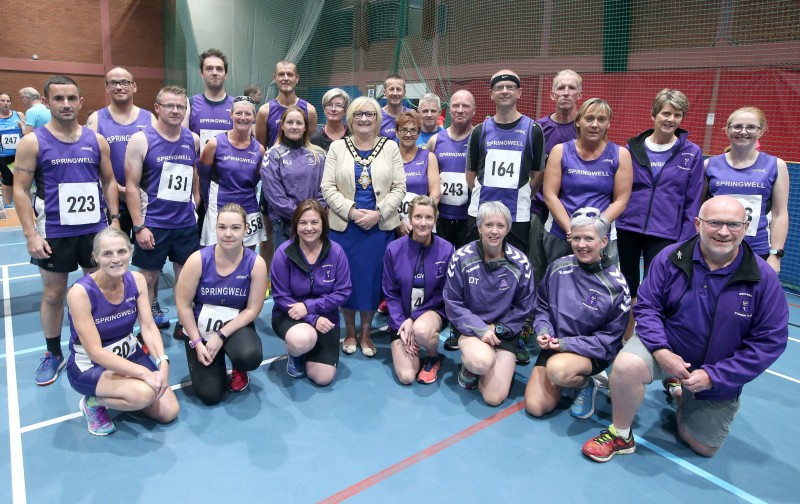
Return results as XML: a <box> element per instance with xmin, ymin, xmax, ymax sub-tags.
<box><xmin>533</xmin><ymin>255</ymin><xmax>630</xmax><ymax>361</ymax></box>
<box><xmin>261</xmin><ymin>141</ymin><xmax>326</xmax><ymax>221</ymax></box>
<box><xmin>382</xmin><ymin>234</ymin><xmax>455</xmax><ymax>332</ymax></box>
<box><xmin>618</xmin><ymin>129</ymin><xmax>703</xmax><ymax>241</ymax></box>
<box><xmin>635</xmin><ymin>236</ymin><xmax>788</xmax><ymax>401</ymax></box>
<box><xmin>444</xmin><ymin>240</ymin><xmax>535</xmax><ymax>339</ymax></box>
<box><xmin>271</xmin><ymin>237</ymin><xmax>352</xmax><ymax>328</ymax></box>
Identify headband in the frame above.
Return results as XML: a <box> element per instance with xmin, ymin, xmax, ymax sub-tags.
<box><xmin>490</xmin><ymin>74</ymin><xmax>521</xmax><ymax>89</ymax></box>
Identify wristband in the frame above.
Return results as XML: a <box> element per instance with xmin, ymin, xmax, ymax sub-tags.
<box><xmin>216</xmin><ymin>329</ymin><xmax>228</xmax><ymax>342</ymax></box>
<box><xmin>189</xmin><ymin>338</ymin><xmax>205</xmax><ymax>349</ymax></box>
<box><xmin>109</xmin><ymin>213</ymin><xmax>121</xmax><ymax>220</ymax></box>
<box><xmin>155</xmin><ymin>354</ymin><xmax>170</xmax><ymax>368</ymax></box>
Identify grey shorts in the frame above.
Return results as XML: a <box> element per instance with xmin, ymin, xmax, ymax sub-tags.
<box><xmin>622</xmin><ymin>334</ymin><xmax>740</xmax><ymax>448</ymax></box>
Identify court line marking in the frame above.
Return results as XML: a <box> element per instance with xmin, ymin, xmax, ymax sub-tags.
<box><xmin>0</xmin><ymin>241</ymin><xmax>26</xmax><ymax>247</ymax></box>
<box><xmin>766</xmin><ymin>369</ymin><xmax>800</xmax><ymax>384</ymax></box>
<box><xmin>3</xmin><ymin>265</ymin><xmax>28</xmax><ymax>503</ymax></box>
<box><xmin>789</xmin><ymin>337</ymin><xmax>800</xmax><ymax>343</ymax></box>
<box><xmin>8</xmin><ymin>274</ymin><xmax>39</xmax><ymax>282</ymax></box>
<box><xmin>17</xmin><ymin>325</ymin><xmax>392</xmax><ymax>433</ymax></box>
<box><xmin>589</xmin><ymin>416</ymin><xmax>767</xmax><ymax>504</ymax></box>
<box><xmin>317</xmin><ymin>394</ymin><xmax>766</xmax><ymax>504</ymax></box>
<box><xmin>318</xmin><ymin>401</ymin><xmax>526</xmax><ymax>503</ymax></box>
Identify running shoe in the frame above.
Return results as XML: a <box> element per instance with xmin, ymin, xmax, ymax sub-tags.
<box><xmin>34</xmin><ymin>351</ymin><xmax>66</xmax><ymax>386</ymax></box>
<box><xmin>515</xmin><ymin>339</ymin><xmax>531</xmax><ymax>366</ymax></box>
<box><xmin>173</xmin><ymin>323</ymin><xmax>186</xmax><ymax>341</ymax></box>
<box><xmin>136</xmin><ymin>333</ymin><xmax>150</xmax><ymax>355</ymax></box>
<box><xmin>287</xmin><ymin>354</ymin><xmax>306</xmax><ymax>378</ymax></box>
<box><xmin>569</xmin><ymin>377</ymin><xmax>597</xmax><ymax>419</ymax></box>
<box><xmin>79</xmin><ymin>397</ymin><xmax>116</xmax><ymax>436</ymax></box>
<box><xmin>663</xmin><ymin>377</ymin><xmax>681</xmax><ymax>408</ymax></box>
<box><xmin>229</xmin><ymin>369</ymin><xmax>249</xmax><ymax>392</ymax></box>
<box><xmin>582</xmin><ymin>426</ymin><xmax>635</xmax><ymax>462</ymax></box>
<box><xmin>151</xmin><ymin>301</ymin><xmax>170</xmax><ymax>329</ymax></box>
<box><xmin>3</xmin><ymin>203</ymin><xmax>12</xmax><ymax>209</ymax></box>
<box><xmin>444</xmin><ymin>328</ymin><xmax>460</xmax><ymax>351</ymax></box>
<box><xmin>416</xmin><ymin>355</ymin><xmax>443</xmax><ymax>384</ymax></box>
<box><xmin>377</xmin><ymin>299</ymin><xmax>388</xmax><ymax>314</ymax></box>
<box><xmin>457</xmin><ymin>363</ymin><xmax>478</xmax><ymax>390</ymax></box>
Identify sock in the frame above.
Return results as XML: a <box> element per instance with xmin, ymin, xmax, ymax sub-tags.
<box><xmin>46</xmin><ymin>337</ymin><xmax>62</xmax><ymax>357</ymax></box>
<box><xmin>611</xmin><ymin>425</ymin><xmax>631</xmax><ymax>439</ymax></box>
<box><xmin>85</xmin><ymin>396</ymin><xmax>99</xmax><ymax>408</ymax></box>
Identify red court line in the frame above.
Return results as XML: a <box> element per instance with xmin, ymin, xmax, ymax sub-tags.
<box><xmin>789</xmin><ymin>302</ymin><xmax>800</xmax><ymax>309</ymax></box>
<box><xmin>318</xmin><ymin>400</ymin><xmax>526</xmax><ymax>503</ymax></box>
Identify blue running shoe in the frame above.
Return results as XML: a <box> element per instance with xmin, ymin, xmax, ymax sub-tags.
<box><xmin>151</xmin><ymin>301</ymin><xmax>170</xmax><ymax>329</ymax></box>
<box><xmin>287</xmin><ymin>354</ymin><xmax>306</xmax><ymax>378</ymax></box>
<box><xmin>79</xmin><ymin>397</ymin><xmax>116</xmax><ymax>436</ymax></box>
<box><xmin>35</xmin><ymin>351</ymin><xmax>65</xmax><ymax>386</ymax></box>
<box><xmin>570</xmin><ymin>377</ymin><xmax>598</xmax><ymax>419</ymax></box>
<box><xmin>3</xmin><ymin>203</ymin><xmax>12</xmax><ymax>209</ymax></box>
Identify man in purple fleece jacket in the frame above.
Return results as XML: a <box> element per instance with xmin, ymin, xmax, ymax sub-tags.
<box><xmin>583</xmin><ymin>196</ymin><xmax>788</xmax><ymax>462</ymax></box>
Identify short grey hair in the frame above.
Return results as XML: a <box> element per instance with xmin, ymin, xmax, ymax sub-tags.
<box><xmin>569</xmin><ymin>207</ymin><xmax>610</xmax><ymax>238</ymax></box>
<box><xmin>419</xmin><ymin>92</ymin><xmax>441</xmax><ymax>110</ymax></box>
<box><xmin>92</xmin><ymin>227</ymin><xmax>133</xmax><ymax>262</ymax></box>
<box><xmin>322</xmin><ymin>87</ymin><xmax>351</xmax><ymax>110</ymax></box>
<box><xmin>476</xmin><ymin>201</ymin><xmax>512</xmax><ymax>230</ymax></box>
<box><xmin>19</xmin><ymin>87</ymin><xmax>40</xmax><ymax>100</ymax></box>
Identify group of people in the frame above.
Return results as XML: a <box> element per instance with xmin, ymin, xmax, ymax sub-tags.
<box><xmin>7</xmin><ymin>50</ymin><xmax>789</xmax><ymax>465</ymax></box>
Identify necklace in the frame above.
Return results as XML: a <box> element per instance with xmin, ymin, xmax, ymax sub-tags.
<box><xmin>346</xmin><ymin>136</ymin><xmax>387</xmax><ymax>190</ymax></box>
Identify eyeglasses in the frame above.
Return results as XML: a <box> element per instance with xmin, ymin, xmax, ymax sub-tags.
<box><xmin>697</xmin><ymin>217</ymin><xmax>747</xmax><ymax>231</ymax></box>
<box><xmin>571</xmin><ymin>208</ymin><xmax>600</xmax><ymax>219</ymax></box>
<box><xmin>233</xmin><ymin>95</ymin><xmax>256</xmax><ymax>104</ymax></box>
<box><xmin>157</xmin><ymin>103</ymin><xmax>187</xmax><ymax>112</ymax></box>
<box><xmin>492</xmin><ymin>84</ymin><xmax>518</xmax><ymax>92</ymax></box>
<box><xmin>106</xmin><ymin>80</ymin><xmax>133</xmax><ymax>89</ymax></box>
<box><xmin>325</xmin><ymin>103</ymin><xmax>345</xmax><ymax>110</ymax></box>
<box><xmin>398</xmin><ymin>128</ymin><xmax>419</xmax><ymax>136</ymax></box>
<box><xmin>727</xmin><ymin>124</ymin><xmax>761</xmax><ymax>134</ymax></box>
<box><xmin>353</xmin><ymin>111</ymin><xmax>377</xmax><ymax>119</ymax></box>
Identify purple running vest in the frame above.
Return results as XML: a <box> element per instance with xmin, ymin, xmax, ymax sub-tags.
<box><xmin>139</xmin><ymin>125</ymin><xmax>197</xmax><ymax>229</ymax></box>
<box><xmin>33</xmin><ymin>126</ymin><xmax>108</xmax><ymax>238</ymax></box>
<box><xmin>96</xmin><ymin>107</ymin><xmax>153</xmax><ymax>209</ymax></box>
<box><xmin>189</xmin><ymin>94</ymin><xmax>234</xmax><ymax>147</ymax></box>
<box><xmin>705</xmin><ymin>151</ymin><xmax>778</xmax><ymax>254</ymax></box>
<box><xmin>435</xmin><ymin>129</ymin><xmax>470</xmax><ymax>220</ymax></box>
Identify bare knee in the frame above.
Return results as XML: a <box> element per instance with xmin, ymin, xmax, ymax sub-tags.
<box><xmin>307</xmin><ymin>364</ymin><xmax>336</xmax><ymax>387</ymax></box>
<box><xmin>481</xmin><ymin>389</ymin><xmax>507</xmax><ymax>407</ymax></box>
<box><xmin>610</xmin><ymin>353</ymin><xmax>649</xmax><ymax>384</ymax></box>
<box><xmin>395</xmin><ymin>368</ymin><xmax>416</xmax><ymax>385</ymax></box>
<box><xmin>128</xmin><ymin>381</ymin><xmax>158</xmax><ymax>410</ymax></box>
<box><xmin>42</xmin><ymin>284</ymin><xmax>67</xmax><ymax>306</ymax></box>
<box><xmin>525</xmin><ymin>396</ymin><xmax>552</xmax><ymax>417</ymax></box>
<box><xmin>679</xmin><ymin>424</ymin><xmax>720</xmax><ymax>457</ymax></box>
<box><xmin>465</xmin><ymin>352</ymin><xmax>496</xmax><ymax>376</ymax></box>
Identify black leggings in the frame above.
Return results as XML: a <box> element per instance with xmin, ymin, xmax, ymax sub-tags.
<box><xmin>184</xmin><ymin>323</ymin><xmax>263</xmax><ymax>405</ymax></box>
<box><xmin>617</xmin><ymin>229</ymin><xmax>674</xmax><ymax>299</ymax></box>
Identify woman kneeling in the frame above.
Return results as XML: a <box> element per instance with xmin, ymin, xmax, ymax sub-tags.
<box><xmin>67</xmin><ymin>228</ymin><xmax>179</xmax><ymax>435</ymax></box>
<box><xmin>176</xmin><ymin>203</ymin><xmax>268</xmax><ymax>405</ymax></box>
<box><xmin>271</xmin><ymin>199</ymin><xmax>352</xmax><ymax>386</ymax></box>
<box><xmin>525</xmin><ymin>208</ymin><xmax>630</xmax><ymax>419</ymax></box>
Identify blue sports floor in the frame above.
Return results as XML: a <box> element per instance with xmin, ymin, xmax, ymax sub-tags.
<box><xmin>1</xmin><ymin>226</ymin><xmax>798</xmax><ymax>503</ymax></box>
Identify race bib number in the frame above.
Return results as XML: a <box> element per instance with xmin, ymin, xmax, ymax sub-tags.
<box><xmin>727</xmin><ymin>194</ymin><xmax>761</xmax><ymax>237</ymax></box>
<box><xmin>200</xmin><ymin>129</ymin><xmax>221</xmax><ymax>147</ymax></box>
<box><xmin>198</xmin><ymin>304</ymin><xmax>240</xmax><ymax>339</ymax></box>
<box><xmin>398</xmin><ymin>192</ymin><xmax>419</xmax><ymax>221</ymax></box>
<box><xmin>483</xmin><ymin>149</ymin><xmax>521</xmax><ymax>189</ymax></box>
<box><xmin>440</xmin><ymin>172</ymin><xmax>468</xmax><ymax>206</ymax></box>
<box><xmin>58</xmin><ymin>182</ymin><xmax>100</xmax><ymax>225</ymax></box>
<box><xmin>411</xmin><ymin>287</ymin><xmax>425</xmax><ymax>310</ymax></box>
<box><xmin>157</xmin><ymin>162</ymin><xmax>193</xmax><ymax>202</ymax></box>
<box><xmin>245</xmin><ymin>212</ymin><xmax>263</xmax><ymax>238</ymax></box>
<box><xmin>106</xmin><ymin>333</ymin><xmax>138</xmax><ymax>359</ymax></box>
<box><xmin>1</xmin><ymin>133</ymin><xmax>20</xmax><ymax>150</ymax></box>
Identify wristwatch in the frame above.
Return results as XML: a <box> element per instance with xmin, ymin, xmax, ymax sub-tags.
<box><xmin>495</xmin><ymin>324</ymin><xmax>507</xmax><ymax>337</ymax></box>
<box><xmin>109</xmin><ymin>213</ymin><xmax>121</xmax><ymax>220</ymax></box>
<box><xmin>156</xmin><ymin>354</ymin><xmax>170</xmax><ymax>368</ymax></box>
<box><xmin>132</xmin><ymin>224</ymin><xmax>147</xmax><ymax>234</ymax></box>
<box><xmin>216</xmin><ymin>329</ymin><xmax>228</xmax><ymax>342</ymax></box>
<box><xmin>769</xmin><ymin>248</ymin><xmax>785</xmax><ymax>258</ymax></box>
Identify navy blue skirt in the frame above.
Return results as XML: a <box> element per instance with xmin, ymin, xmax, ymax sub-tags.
<box><xmin>330</xmin><ymin>223</ymin><xmax>393</xmax><ymax>311</ymax></box>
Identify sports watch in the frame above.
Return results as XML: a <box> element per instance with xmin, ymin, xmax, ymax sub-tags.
<box><xmin>769</xmin><ymin>248</ymin><xmax>785</xmax><ymax>258</ymax></box>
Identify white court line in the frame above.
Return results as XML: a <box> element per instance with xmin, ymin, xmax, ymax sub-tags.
<box><xmin>766</xmin><ymin>369</ymin><xmax>800</xmax><ymax>384</ymax></box>
<box><xmin>1</xmin><ymin>262</ymin><xmax>32</xmax><ymax>269</ymax></box>
<box><xmin>789</xmin><ymin>337</ymin><xmax>800</xmax><ymax>344</ymax></box>
<box><xmin>18</xmin><ymin>326</ymin><xmax>393</xmax><ymax>434</ymax></box>
<box><xmin>4</xmin><ymin>265</ymin><xmax>28</xmax><ymax>503</ymax></box>
<box><xmin>8</xmin><ymin>275</ymin><xmax>39</xmax><ymax>282</ymax></box>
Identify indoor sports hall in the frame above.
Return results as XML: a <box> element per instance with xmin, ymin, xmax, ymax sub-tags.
<box><xmin>1</xmin><ymin>1</ymin><xmax>799</xmax><ymax>502</ymax></box>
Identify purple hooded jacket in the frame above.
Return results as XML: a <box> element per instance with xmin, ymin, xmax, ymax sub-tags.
<box><xmin>534</xmin><ymin>255</ymin><xmax>630</xmax><ymax>361</ymax></box>
<box><xmin>444</xmin><ymin>240</ymin><xmax>535</xmax><ymax>339</ymax></box>
<box><xmin>382</xmin><ymin>234</ymin><xmax>455</xmax><ymax>332</ymax></box>
<box><xmin>271</xmin><ymin>237</ymin><xmax>352</xmax><ymax>328</ymax></box>
<box><xmin>635</xmin><ymin>236</ymin><xmax>788</xmax><ymax>401</ymax></box>
<box><xmin>617</xmin><ymin>129</ymin><xmax>704</xmax><ymax>241</ymax></box>
<box><xmin>261</xmin><ymin>141</ymin><xmax>326</xmax><ymax>222</ymax></box>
